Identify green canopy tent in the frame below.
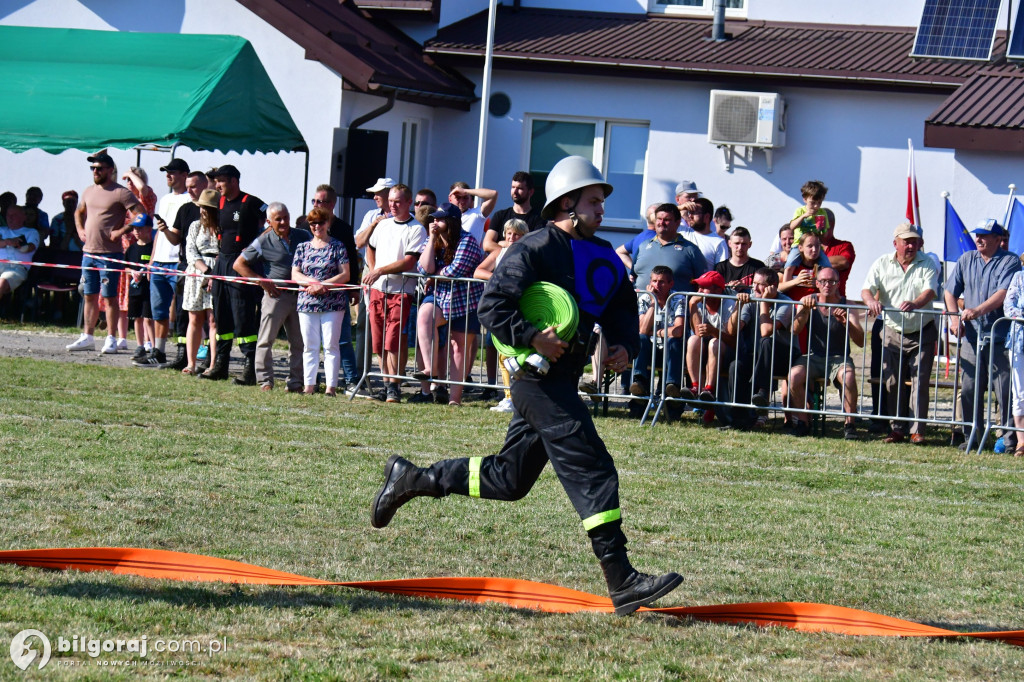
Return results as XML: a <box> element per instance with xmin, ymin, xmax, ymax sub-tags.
<box><xmin>0</xmin><ymin>26</ymin><xmax>306</xmax><ymax>155</ymax></box>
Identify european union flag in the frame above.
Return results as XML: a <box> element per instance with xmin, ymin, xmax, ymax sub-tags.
<box><xmin>944</xmin><ymin>197</ymin><xmax>975</xmax><ymax>262</ymax></box>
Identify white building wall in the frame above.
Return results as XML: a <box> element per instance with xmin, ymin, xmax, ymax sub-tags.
<box><xmin>444</xmin><ymin>68</ymin><xmax>1020</xmax><ymax>293</ymax></box>
<box><xmin>0</xmin><ymin>0</ymin><xmax>347</xmax><ymax>220</ymax></box>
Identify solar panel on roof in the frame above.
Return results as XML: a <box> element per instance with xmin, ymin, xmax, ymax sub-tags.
<box><xmin>911</xmin><ymin>0</ymin><xmax>1001</xmax><ymax>60</ymax></box>
<box><xmin>1009</xmin><ymin>2</ymin><xmax>1024</xmax><ymax>58</ymax></box>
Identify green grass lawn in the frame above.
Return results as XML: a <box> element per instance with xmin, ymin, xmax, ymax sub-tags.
<box><xmin>3</xmin><ymin>356</ymin><xmax>1024</xmax><ymax>679</ymax></box>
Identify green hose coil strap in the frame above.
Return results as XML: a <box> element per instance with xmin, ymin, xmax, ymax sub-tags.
<box><xmin>491</xmin><ymin>282</ymin><xmax>579</xmax><ymax>367</ymax></box>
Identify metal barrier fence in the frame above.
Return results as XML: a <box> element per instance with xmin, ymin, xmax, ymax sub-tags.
<box><xmin>346</xmin><ymin>273</ymin><xmax>1016</xmax><ymax>448</ymax></box>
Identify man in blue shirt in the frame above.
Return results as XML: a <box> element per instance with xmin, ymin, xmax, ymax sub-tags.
<box><xmin>944</xmin><ymin>219</ymin><xmax>1021</xmax><ymax>451</ymax></box>
<box><xmin>632</xmin><ymin>203</ymin><xmax>707</xmax><ymax>292</ymax></box>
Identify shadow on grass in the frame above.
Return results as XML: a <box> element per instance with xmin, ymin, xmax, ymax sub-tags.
<box><xmin>3</xmin><ymin>577</ymin><xmax>566</xmax><ymax>620</ymax></box>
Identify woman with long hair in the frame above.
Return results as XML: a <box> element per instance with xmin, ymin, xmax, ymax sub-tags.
<box><xmin>411</xmin><ymin>203</ymin><xmax>484</xmax><ymax>406</ymax></box>
<box><xmin>183</xmin><ymin>189</ymin><xmax>220</xmax><ymax>375</ymax></box>
<box><xmin>291</xmin><ymin>206</ymin><xmax>350</xmax><ymax>396</ymax></box>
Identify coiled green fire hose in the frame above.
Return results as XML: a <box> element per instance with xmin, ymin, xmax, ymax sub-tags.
<box><xmin>491</xmin><ymin>282</ymin><xmax>579</xmax><ymax>376</ymax></box>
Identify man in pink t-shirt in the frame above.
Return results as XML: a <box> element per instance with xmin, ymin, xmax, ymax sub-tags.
<box><xmin>67</xmin><ymin>152</ymin><xmax>145</xmax><ymax>353</ymax></box>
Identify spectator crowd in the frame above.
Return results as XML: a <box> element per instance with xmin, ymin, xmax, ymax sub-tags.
<box><xmin>2</xmin><ymin>158</ymin><xmax>1022</xmax><ymax>452</ymax></box>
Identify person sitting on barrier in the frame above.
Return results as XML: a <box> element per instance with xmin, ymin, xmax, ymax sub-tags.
<box><xmin>945</xmin><ymin>219</ymin><xmax>1021</xmax><ymax>452</ymax></box>
<box><xmin>683</xmin><ymin>270</ymin><xmax>737</xmax><ymax>402</ymax></box>
<box><xmin>629</xmin><ymin>265</ymin><xmax>686</xmax><ymax>401</ymax></box>
<box><xmin>1002</xmin><ymin>260</ymin><xmax>1024</xmax><ymax>457</ymax></box>
<box><xmin>0</xmin><ymin>204</ymin><xmax>39</xmax><ymax>301</ymax></box>
<box><xmin>780</xmin><ymin>232</ymin><xmax>822</xmax><ymax>301</ymax></box>
<box><xmin>787</xmin><ymin>267</ymin><xmax>864</xmax><ymax>439</ymax></box>
<box><xmin>475</xmin><ymin>218</ymin><xmax>528</xmax><ymax>413</ymax></box>
<box><xmin>727</xmin><ymin>267</ymin><xmax>797</xmax><ymax>428</ymax></box>
<box><xmin>410</xmin><ymin>202</ymin><xmax>484</xmax><ymax>406</ymax></box>
<box><xmin>861</xmin><ymin>223</ymin><xmax>939</xmax><ymax>445</ymax></box>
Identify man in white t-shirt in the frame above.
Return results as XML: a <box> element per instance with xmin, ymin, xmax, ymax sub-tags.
<box><xmin>364</xmin><ymin>183</ymin><xmax>426</xmax><ymax>403</ymax></box>
<box><xmin>680</xmin><ymin>196</ymin><xmax>728</xmax><ymax>271</ymax></box>
<box><xmin>137</xmin><ymin>157</ymin><xmax>193</xmax><ymax>367</ymax></box>
<box><xmin>447</xmin><ymin>181</ymin><xmax>496</xmax><ymax>246</ymax></box>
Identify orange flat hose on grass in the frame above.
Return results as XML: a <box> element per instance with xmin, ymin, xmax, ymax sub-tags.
<box><xmin>2</xmin><ymin>547</ymin><xmax>1023</xmax><ymax>647</ymax></box>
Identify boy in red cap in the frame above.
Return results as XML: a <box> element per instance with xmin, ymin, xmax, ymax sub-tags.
<box><xmin>684</xmin><ymin>270</ymin><xmax>740</xmax><ymax>404</ymax></box>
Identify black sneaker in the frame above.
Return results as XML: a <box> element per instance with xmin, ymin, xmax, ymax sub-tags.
<box><xmin>629</xmin><ymin>377</ymin><xmax>649</xmax><ymax>397</ymax></box>
<box><xmin>843</xmin><ymin>423</ymin><xmax>858</xmax><ymax>440</ymax></box>
<box><xmin>132</xmin><ymin>346</ymin><xmax>148</xmax><ymax>361</ymax></box>
<box><xmin>789</xmin><ymin>420</ymin><xmax>810</xmax><ymax>437</ymax></box>
<box><xmin>386</xmin><ymin>384</ymin><xmax>401</xmax><ymax>403</ymax></box>
<box><xmin>133</xmin><ymin>349</ymin><xmax>166</xmax><ymax>367</ymax></box>
<box><xmin>432</xmin><ymin>386</ymin><xmax>450</xmax><ymax>404</ymax></box>
<box><xmin>698</xmin><ymin>388</ymin><xmax>715</xmax><ymax>402</ymax></box>
<box><xmin>407</xmin><ymin>391</ymin><xmax>433</xmax><ymax>404</ymax></box>
<box><xmin>478</xmin><ymin>387</ymin><xmax>499</xmax><ymax>401</ymax></box>
<box><xmin>751</xmin><ymin>389</ymin><xmax>770</xmax><ymax>408</ymax></box>
<box><xmin>372</xmin><ymin>388</ymin><xmax>388</xmax><ymax>402</ymax></box>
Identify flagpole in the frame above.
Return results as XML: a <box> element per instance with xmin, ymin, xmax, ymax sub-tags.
<box><xmin>941</xmin><ymin>190</ymin><xmax>950</xmax><ymax>378</ymax></box>
<box><xmin>1004</xmin><ymin>183</ymin><xmax>1017</xmax><ymax>226</ymax></box>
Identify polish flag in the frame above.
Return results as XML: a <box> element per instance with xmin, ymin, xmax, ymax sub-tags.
<box><xmin>906</xmin><ymin>139</ymin><xmax>921</xmax><ymax>228</ymax></box>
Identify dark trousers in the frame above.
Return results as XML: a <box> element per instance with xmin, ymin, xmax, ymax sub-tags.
<box><xmin>870</xmin><ymin>317</ymin><xmax>884</xmax><ymax>415</ymax></box>
<box><xmin>751</xmin><ymin>335</ymin><xmax>801</xmax><ymax>396</ymax></box>
<box><xmin>211</xmin><ymin>256</ymin><xmax>260</xmax><ymax>359</ymax></box>
<box><xmin>172</xmin><ymin>272</ymin><xmax>187</xmax><ymax>344</ymax></box>
<box><xmin>429</xmin><ymin>374</ymin><xmax>628</xmax><ymax>557</ymax></box>
<box><xmin>960</xmin><ymin>334</ymin><xmax>1013</xmax><ymax>444</ymax></box>
<box><xmin>882</xmin><ymin>321</ymin><xmax>937</xmax><ymax>436</ymax></box>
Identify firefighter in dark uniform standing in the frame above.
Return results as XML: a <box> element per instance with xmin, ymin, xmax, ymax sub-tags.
<box><xmin>200</xmin><ymin>164</ymin><xmax>266</xmax><ymax>384</ymax></box>
<box><xmin>371</xmin><ymin>156</ymin><xmax>683</xmax><ymax>615</ymax></box>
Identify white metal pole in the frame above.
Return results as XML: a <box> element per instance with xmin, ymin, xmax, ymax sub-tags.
<box><xmin>1003</xmin><ymin>183</ymin><xmax>1017</xmax><ymax>226</ymax></box>
<box><xmin>474</xmin><ymin>0</ymin><xmax>498</xmax><ymax>194</ymax></box>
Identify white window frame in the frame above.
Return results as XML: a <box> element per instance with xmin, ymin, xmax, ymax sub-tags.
<box><xmin>399</xmin><ymin>118</ymin><xmax>427</xmax><ymax>191</ymax></box>
<box><xmin>648</xmin><ymin>0</ymin><xmax>747</xmax><ymax>19</ymax></box>
<box><xmin>523</xmin><ymin>114</ymin><xmax>650</xmax><ymax>230</ymax></box>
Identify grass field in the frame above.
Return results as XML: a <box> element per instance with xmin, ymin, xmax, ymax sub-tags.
<box><xmin>3</xmin><ymin>356</ymin><xmax>1024</xmax><ymax>680</ymax></box>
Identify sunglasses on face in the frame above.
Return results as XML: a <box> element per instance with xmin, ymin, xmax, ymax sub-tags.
<box><xmin>817</xmin><ymin>279</ymin><xmax>839</xmax><ymax>285</ymax></box>
<box><xmin>311</xmin><ymin>198</ymin><xmax>330</xmax><ymax>205</ymax></box>
<box><xmin>90</xmin><ymin>166</ymin><xmax>109</xmax><ymax>172</ymax></box>
<box><xmin>308</xmin><ymin>220</ymin><xmax>326</xmax><ymax>226</ymax></box>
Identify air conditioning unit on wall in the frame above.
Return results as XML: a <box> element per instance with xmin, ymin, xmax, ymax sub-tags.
<box><xmin>708</xmin><ymin>90</ymin><xmax>785</xmax><ymax>172</ymax></box>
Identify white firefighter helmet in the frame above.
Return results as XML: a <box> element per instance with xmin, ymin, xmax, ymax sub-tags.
<box><xmin>541</xmin><ymin>156</ymin><xmax>614</xmax><ymax>220</ymax></box>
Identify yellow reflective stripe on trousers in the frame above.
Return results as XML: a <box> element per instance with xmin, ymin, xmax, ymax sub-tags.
<box><xmin>468</xmin><ymin>457</ymin><xmax>482</xmax><ymax>498</ymax></box>
<box><xmin>216</xmin><ymin>332</ymin><xmax>234</xmax><ymax>341</ymax></box>
<box><xmin>238</xmin><ymin>334</ymin><xmax>258</xmax><ymax>344</ymax></box>
<box><xmin>582</xmin><ymin>508</ymin><xmax>621</xmax><ymax>531</ymax></box>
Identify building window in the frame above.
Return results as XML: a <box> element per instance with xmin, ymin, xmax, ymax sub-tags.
<box><xmin>399</xmin><ymin>119</ymin><xmax>423</xmax><ymax>190</ymax></box>
<box><xmin>527</xmin><ymin>117</ymin><xmax>649</xmax><ymax>228</ymax></box>
<box><xmin>649</xmin><ymin>0</ymin><xmax>745</xmax><ymax>18</ymax></box>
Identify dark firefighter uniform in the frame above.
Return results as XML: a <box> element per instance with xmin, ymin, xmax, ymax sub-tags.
<box><xmin>212</xmin><ymin>191</ymin><xmax>266</xmax><ymax>362</ymax></box>
<box><xmin>427</xmin><ymin>222</ymin><xmax>640</xmax><ymax>559</ymax></box>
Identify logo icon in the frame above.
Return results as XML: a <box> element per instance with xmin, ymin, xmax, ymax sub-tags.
<box><xmin>10</xmin><ymin>630</ymin><xmax>51</xmax><ymax>671</ymax></box>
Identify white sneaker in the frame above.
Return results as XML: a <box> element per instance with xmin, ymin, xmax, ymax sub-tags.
<box><xmin>490</xmin><ymin>397</ymin><xmax>514</xmax><ymax>413</ymax></box>
<box><xmin>116</xmin><ymin>338</ymin><xmax>128</xmax><ymax>351</ymax></box>
<box><xmin>66</xmin><ymin>333</ymin><xmax>95</xmax><ymax>351</ymax></box>
<box><xmin>100</xmin><ymin>335</ymin><xmax>119</xmax><ymax>354</ymax></box>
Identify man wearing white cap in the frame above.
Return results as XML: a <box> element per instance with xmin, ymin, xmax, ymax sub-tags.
<box><xmin>353</xmin><ymin>177</ymin><xmax>395</xmax><ymax>384</ymax></box>
<box><xmin>355</xmin><ymin>177</ymin><xmax>395</xmax><ymax>254</ymax></box>
<box><xmin>675</xmin><ymin>180</ymin><xmax>701</xmax><ymax>215</ymax></box>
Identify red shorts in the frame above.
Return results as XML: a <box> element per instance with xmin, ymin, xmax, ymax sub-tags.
<box><xmin>369</xmin><ymin>289</ymin><xmax>413</xmax><ymax>354</ymax></box>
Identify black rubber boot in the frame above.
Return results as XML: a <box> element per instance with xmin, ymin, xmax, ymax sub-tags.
<box><xmin>599</xmin><ymin>550</ymin><xmax>683</xmax><ymax>615</ymax></box>
<box><xmin>159</xmin><ymin>343</ymin><xmax>188</xmax><ymax>370</ymax></box>
<box><xmin>199</xmin><ymin>346</ymin><xmax>230</xmax><ymax>381</ymax></box>
<box><xmin>371</xmin><ymin>455</ymin><xmax>440</xmax><ymax>529</ymax></box>
<box><xmin>233</xmin><ymin>355</ymin><xmax>257</xmax><ymax>386</ymax></box>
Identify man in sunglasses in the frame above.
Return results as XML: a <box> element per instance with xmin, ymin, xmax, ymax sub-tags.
<box><xmin>67</xmin><ymin>152</ymin><xmax>146</xmax><ymax>353</ymax></box>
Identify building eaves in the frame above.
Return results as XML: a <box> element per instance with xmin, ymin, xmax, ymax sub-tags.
<box><xmin>925</xmin><ymin>64</ymin><xmax>1024</xmax><ymax>152</ymax></box>
<box><xmin>238</xmin><ymin>0</ymin><xmax>474</xmax><ymax>109</ymax></box>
